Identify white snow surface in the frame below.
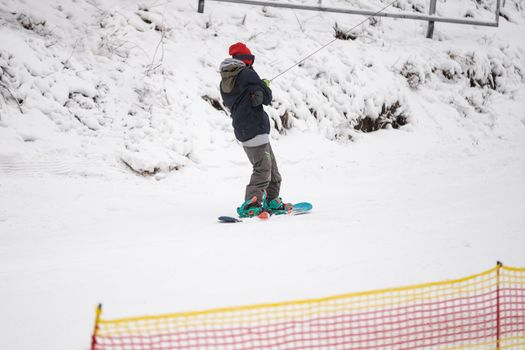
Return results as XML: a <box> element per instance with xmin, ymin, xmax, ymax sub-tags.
<box><xmin>1</xmin><ymin>0</ymin><xmax>525</xmax><ymax>349</ymax></box>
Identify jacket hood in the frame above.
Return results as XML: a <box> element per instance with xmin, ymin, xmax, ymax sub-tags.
<box><xmin>220</xmin><ymin>58</ymin><xmax>246</xmax><ymax>93</ymax></box>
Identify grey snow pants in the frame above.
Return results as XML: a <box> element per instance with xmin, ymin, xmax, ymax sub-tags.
<box><xmin>243</xmin><ymin>143</ymin><xmax>282</xmax><ymax>205</ymax></box>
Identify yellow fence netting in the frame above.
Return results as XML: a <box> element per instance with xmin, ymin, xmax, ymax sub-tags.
<box><xmin>91</xmin><ymin>263</ymin><xmax>525</xmax><ymax>350</ymax></box>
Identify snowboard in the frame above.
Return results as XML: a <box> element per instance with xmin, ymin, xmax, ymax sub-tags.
<box><xmin>218</xmin><ymin>202</ymin><xmax>312</xmax><ymax>223</ymax></box>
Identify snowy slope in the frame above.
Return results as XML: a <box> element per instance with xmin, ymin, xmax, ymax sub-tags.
<box><xmin>1</xmin><ymin>0</ymin><xmax>524</xmax><ymax>174</ymax></box>
<box><xmin>1</xmin><ymin>1</ymin><xmax>525</xmax><ymax>350</ymax></box>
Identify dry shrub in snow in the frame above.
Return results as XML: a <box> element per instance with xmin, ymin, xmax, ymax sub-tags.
<box><xmin>0</xmin><ymin>54</ymin><xmax>23</xmax><ymax>112</ymax></box>
<box><xmin>17</xmin><ymin>13</ymin><xmax>46</xmax><ymax>32</ymax></box>
<box><xmin>354</xmin><ymin>101</ymin><xmax>408</xmax><ymax>132</ymax></box>
<box><xmin>399</xmin><ymin>60</ymin><xmax>429</xmax><ymax>89</ymax></box>
<box><xmin>333</xmin><ymin>22</ymin><xmax>357</xmax><ymax>41</ymax></box>
<box><xmin>396</xmin><ymin>45</ymin><xmax>524</xmax><ymax>93</ymax></box>
<box><xmin>392</xmin><ymin>0</ymin><xmax>427</xmax><ymax>13</ymax></box>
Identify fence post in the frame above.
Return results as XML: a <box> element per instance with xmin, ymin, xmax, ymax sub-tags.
<box><xmin>496</xmin><ymin>261</ymin><xmax>502</xmax><ymax>350</ymax></box>
<box><xmin>91</xmin><ymin>304</ymin><xmax>103</xmax><ymax>350</ymax></box>
<box><xmin>495</xmin><ymin>0</ymin><xmax>501</xmax><ymax>26</ymax></box>
<box><xmin>198</xmin><ymin>0</ymin><xmax>205</xmax><ymax>13</ymax></box>
<box><xmin>426</xmin><ymin>0</ymin><xmax>437</xmax><ymax>39</ymax></box>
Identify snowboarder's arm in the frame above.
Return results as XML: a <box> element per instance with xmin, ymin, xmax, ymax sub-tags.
<box><xmin>244</xmin><ymin>69</ymin><xmax>272</xmax><ymax>106</ymax></box>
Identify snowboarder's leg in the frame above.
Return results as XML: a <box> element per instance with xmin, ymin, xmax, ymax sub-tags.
<box><xmin>263</xmin><ymin>144</ymin><xmax>292</xmax><ymax>213</ymax></box>
<box><xmin>243</xmin><ymin>143</ymin><xmax>272</xmax><ymax>205</ymax></box>
<box><xmin>266</xmin><ymin>143</ymin><xmax>282</xmax><ymax>201</ymax></box>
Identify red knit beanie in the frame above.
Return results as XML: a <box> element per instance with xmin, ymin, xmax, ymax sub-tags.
<box><xmin>229</xmin><ymin>42</ymin><xmax>255</xmax><ymax>65</ymax></box>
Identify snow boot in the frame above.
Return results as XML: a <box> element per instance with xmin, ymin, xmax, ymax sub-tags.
<box><xmin>237</xmin><ymin>196</ymin><xmax>265</xmax><ymax>218</ymax></box>
<box><xmin>264</xmin><ymin>197</ymin><xmax>293</xmax><ymax>214</ymax></box>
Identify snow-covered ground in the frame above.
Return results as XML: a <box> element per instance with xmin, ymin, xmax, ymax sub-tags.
<box><xmin>1</xmin><ymin>0</ymin><xmax>525</xmax><ymax>349</ymax></box>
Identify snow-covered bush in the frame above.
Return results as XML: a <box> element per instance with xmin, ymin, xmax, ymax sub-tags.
<box><xmin>354</xmin><ymin>101</ymin><xmax>408</xmax><ymax>132</ymax></box>
<box><xmin>333</xmin><ymin>22</ymin><xmax>358</xmax><ymax>40</ymax></box>
<box><xmin>0</xmin><ymin>53</ymin><xmax>23</xmax><ymax>113</ymax></box>
<box><xmin>392</xmin><ymin>0</ymin><xmax>427</xmax><ymax>13</ymax></box>
<box><xmin>16</xmin><ymin>13</ymin><xmax>47</xmax><ymax>33</ymax></box>
<box><xmin>397</xmin><ymin>57</ymin><xmax>432</xmax><ymax>89</ymax></box>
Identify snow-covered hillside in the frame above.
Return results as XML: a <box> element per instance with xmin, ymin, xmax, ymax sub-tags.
<box><xmin>1</xmin><ymin>1</ymin><xmax>524</xmax><ymax>350</ymax></box>
<box><xmin>1</xmin><ymin>0</ymin><xmax>524</xmax><ymax>174</ymax></box>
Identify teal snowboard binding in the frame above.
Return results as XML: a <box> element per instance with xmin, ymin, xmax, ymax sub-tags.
<box><xmin>237</xmin><ymin>195</ymin><xmax>266</xmax><ymax>218</ymax></box>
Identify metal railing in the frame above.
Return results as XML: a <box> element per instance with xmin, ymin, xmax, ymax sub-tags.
<box><xmin>197</xmin><ymin>0</ymin><xmax>501</xmax><ymax>38</ymax></box>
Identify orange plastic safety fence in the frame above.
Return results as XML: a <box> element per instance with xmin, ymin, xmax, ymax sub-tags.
<box><xmin>92</xmin><ymin>265</ymin><xmax>525</xmax><ymax>350</ymax></box>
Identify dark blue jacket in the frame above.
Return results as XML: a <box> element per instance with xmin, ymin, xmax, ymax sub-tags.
<box><xmin>220</xmin><ymin>65</ymin><xmax>272</xmax><ymax>142</ymax></box>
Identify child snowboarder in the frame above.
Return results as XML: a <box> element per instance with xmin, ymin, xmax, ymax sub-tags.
<box><xmin>219</xmin><ymin>42</ymin><xmax>292</xmax><ymax>218</ymax></box>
